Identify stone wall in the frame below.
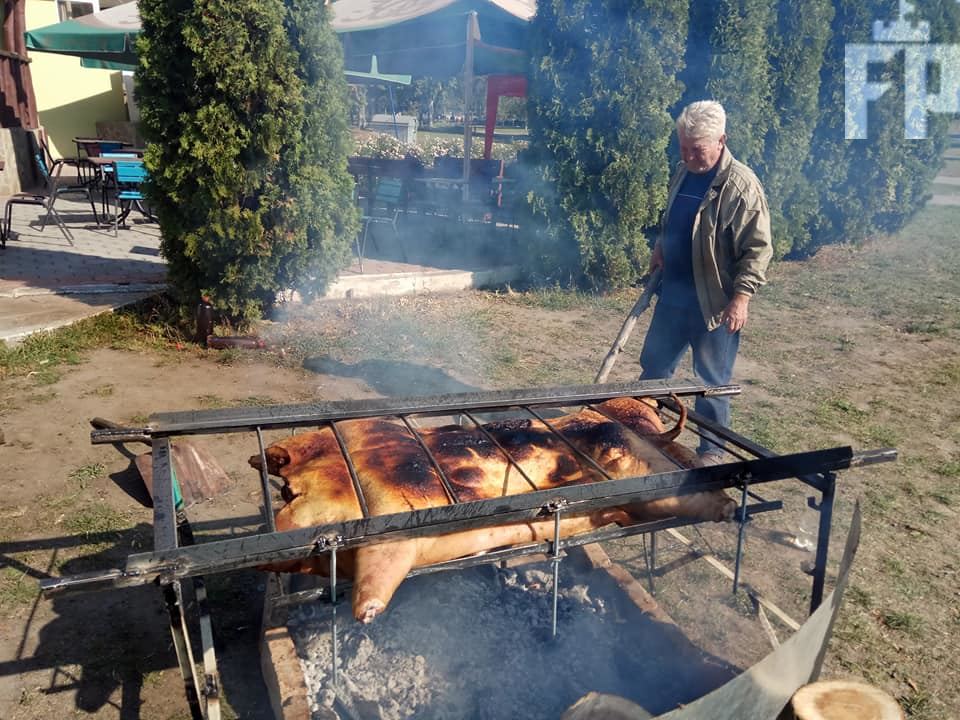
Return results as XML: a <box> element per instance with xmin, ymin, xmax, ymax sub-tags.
<box><xmin>0</xmin><ymin>126</ymin><xmax>41</xmax><ymax>196</ymax></box>
<box><xmin>95</xmin><ymin>121</ymin><xmax>145</xmax><ymax>148</ymax></box>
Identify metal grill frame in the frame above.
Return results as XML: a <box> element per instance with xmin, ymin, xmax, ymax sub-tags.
<box><xmin>40</xmin><ymin>379</ymin><xmax>896</xmax><ymax>720</ymax></box>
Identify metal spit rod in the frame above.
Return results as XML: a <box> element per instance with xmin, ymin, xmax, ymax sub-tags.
<box><xmin>329</xmin><ymin>421</ymin><xmax>371</xmax><ymax>518</ymax></box>
<box><xmin>145</xmin><ymin>380</ymin><xmax>742</xmax><ymax>437</ymax></box>
<box><xmin>400</xmin><ymin>416</ymin><xmax>461</xmax><ymax>505</ymax></box>
<box><xmin>269</xmin><ymin>500</ymin><xmax>783</xmax><ymax>611</ymax></box>
<box><xmin>461</xmin><ymin>410</ymin><xmax>539</xmax><ymax>492</ymax></box>
<box><xmin>551</xmin><ymin>506</ymin><xmax>563</xmax><ymax>638</ymax></box>
<box><xmin>255</xmin><ymin>428</ymin><xmax>276</xmax><ymax>533</ymax></box>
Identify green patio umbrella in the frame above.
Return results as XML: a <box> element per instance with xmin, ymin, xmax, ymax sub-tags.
<box><xmin>334</xmin><ymin>0</ymin><xmax>534</xmax><ymax>78</ymax></box>
<box><xmin>24</xmin><ymin>1</ymin><xmax>140</xmax><ymax>70</ymax></box>
<box><xmin>26</xmin><ymin>0</ymin><xmax>533</xmax><ymax>77</ymax></box>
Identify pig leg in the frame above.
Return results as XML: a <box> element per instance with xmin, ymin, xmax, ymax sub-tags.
<box><xmin>631</xmin><ymin>491</ymin><xmax>736</xmax><ymax>522</ymax></box>
<box><xmin>352</xmin><ymin>540</ymin><xmax>419</xmax><ymax>623</ymax></box>
<box><xmin>350</xmin><ymin>512</ymin><xmax>632</xmax><ymax>622</ymax></box>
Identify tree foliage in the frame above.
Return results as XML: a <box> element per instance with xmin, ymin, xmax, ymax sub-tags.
<box><xmin>526</xmin><ymin>0</ymin><xmax>958</xmax><ymax>282</ymax></box>
<box><xmin>524</xmin><ymin>0</ymin><xmax>689</xmax><ymax>289</ymax></box>
<box><xmin>762</xmin><ymin>0</ymin><xmax>834</xmax><ymax>257</ymax></box>
<box><xmin>705</xmin><ymin>0</ymin><xmax>776</xmax><ymax>170</ymax></box>
<box><xmin>803</xmin><ymin>0</ymin><xmax>959</xmax><ymax>257</ymax></box>
<box><xmin>136</xmin><ymin>0</ymin><xmax>358</xmax><ymax>321</ymax></box>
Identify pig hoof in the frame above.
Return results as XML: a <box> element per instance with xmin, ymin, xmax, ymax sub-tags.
<box><xmin>358</xmin><ymin>600</ymin><xmax>384</xmax><ymax>624</ymax></box>
<box><xmin>718</xmin><ymin>498</ymin><xmax>737</xmax><ymax>522</ymax></box>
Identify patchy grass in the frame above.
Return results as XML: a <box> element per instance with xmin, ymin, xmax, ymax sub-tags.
<box><xmin>0</xmin><ymin>295</ymin><xmax>189</xmax><ymax>382</ymax></box>
<box><xmin>0</xmin><ymin>566</ymin><xmax>38</xmax><ymax>611</ymax></box>
<box><xmin>63</xmin><ymin>503</ymin><xmax>129</xmax><ymax>539</ymax></box>
<box><xmin>846</xmin><ymin>585</ymin><xmax>872</xmax><ymax>609</ymax></box>
<box><xmin>68</xmin><ymin>463</ymin><xmax>106</xmax><ymax>490</ymax></box>
<box><xmin>82</xmin><ymin>383</ymin><xmax>115</xmax><ymax>398</ymax></box>
<box><xmin>196</xmin><ymin>394</ymin><xmax>279</xmax><ymax>409</ymax></box>
<box><xmin>494</xmin><ymin>285</ymin><xmax>635</xmax><ymax>314</ymax></box>
<box><xmin>880</xmin><ymin>610</ymin><xmax>924</xmax><ymax>637</ymax></box>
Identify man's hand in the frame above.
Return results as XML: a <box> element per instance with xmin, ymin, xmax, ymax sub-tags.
<box><xmin>721</xmin><ymin>293</ymin><xmax>751</xmax><ymax>332</ymax></box>
<box><xmin>649</xmin><ymin>243</ymin><xmax>664</xmax><ymax>273</ymax></box>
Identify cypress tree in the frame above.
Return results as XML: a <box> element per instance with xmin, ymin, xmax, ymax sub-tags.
<box><xmin>804</xmin><ymin>0</ymin><xmax>958</xmax><ymax>256</ymax></box>
<box><xmin>762</xmin><ymin>0</ymin><xmax>834</xmax><ymax>257</ymax></box>
<box><xmin>704</xmin><ymin>0</ymin><xmax>776</xmax><ymax>170</ymax></box>
<box><xmin>136</xmin><ymin>0</ymin><xmax>358</xmax><ymax>321</ymax></box>
<box><xmin>524</xmin><ymin>0</ymin><xmax>689</xmax><ymax>289</ymax></box>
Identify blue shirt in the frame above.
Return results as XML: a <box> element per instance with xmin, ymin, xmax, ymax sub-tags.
<box><xmin>660</xmin><ymin>166</ymin><xmax>718</xmax><ymax>309</ymax></box>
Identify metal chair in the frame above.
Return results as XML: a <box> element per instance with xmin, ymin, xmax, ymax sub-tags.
<box><xmin>2</xmin><ymin>151</ymin><xmax>99</xmax><ymax>247</ymax></box>
<box><xmin>98</xmin><ymin>152</ymin><xmax>139</xmax><ymax>219</ymax></box>
<box><xmin>109</xmin><ymin>159</ymin><xmax>153</xmax><ymax>236</ymax></box>
<box><xmin>357</xmin><ymin>177</ymin><xmax>405</xmax><ymax>271</ymax></box>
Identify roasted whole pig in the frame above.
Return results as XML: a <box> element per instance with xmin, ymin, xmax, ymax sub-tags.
<box><xmin>249</xmin><ymin>396</ymin><xmax>735</xmax><ymax>623</ymax></box>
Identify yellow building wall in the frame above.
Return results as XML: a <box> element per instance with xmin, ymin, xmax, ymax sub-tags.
<box><xmin>25</xmin><ymin>0</ymin><xmax>128</xmax><ymax>158</ymax></box>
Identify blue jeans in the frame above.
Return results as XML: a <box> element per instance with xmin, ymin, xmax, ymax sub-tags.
<box><xmin>639</xmin><ymin>302</ymin><xmax>740</xmax><ymax>454</ymax></box>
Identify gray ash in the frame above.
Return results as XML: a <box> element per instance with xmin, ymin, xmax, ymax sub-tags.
<box><xmin>288</xmin><ymin>561</ymin><xmax>736</xmax><ymax>719</ymax></box>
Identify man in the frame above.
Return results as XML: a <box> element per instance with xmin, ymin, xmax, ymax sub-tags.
<box><xmin>641</xmin><ymin>100</ymin><xmax>772</xmax><ymax>463</ymax></box>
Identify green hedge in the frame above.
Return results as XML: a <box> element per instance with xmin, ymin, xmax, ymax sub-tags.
<box><xmin>524</xmin><ymin>0</ymin><xmax>960</xmax><ymax>286</ymax></box>
<box><xmin>524</xmin><ymin>0</ymin><xmax>689</xmax><ymax>289</ymax></box>
<box><xmin>136</xmin><ymin>0</ymin><xmax>358</xmax><ymax>321</ymax></box>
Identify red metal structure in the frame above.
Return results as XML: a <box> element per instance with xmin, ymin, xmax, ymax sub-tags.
<box><xmin>484</xmin><ymin>74</ymin><xmax>526</xmax><ymax>159</ymax></box>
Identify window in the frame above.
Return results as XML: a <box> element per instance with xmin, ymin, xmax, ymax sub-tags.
<box><xmin>57</xmin><ymin>0</ymin><xmax>101</xmax><ymax>22</ymax></box>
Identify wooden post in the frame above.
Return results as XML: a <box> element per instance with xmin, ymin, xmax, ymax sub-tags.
<box><xmin>594</xmin><ymin>269</ymin><xmax>662</xmax><ymax>384</ymax></box>
<box><xmin>462</xmin><ymin>11</ymin><xmax>478</xmax><ymax>202</ymax></box>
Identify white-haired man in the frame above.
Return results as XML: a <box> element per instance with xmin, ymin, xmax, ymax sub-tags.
<box><xmin>641</xmin><ymin>100</ymin><xmax>773</xmax><ymax>463</ymax></box>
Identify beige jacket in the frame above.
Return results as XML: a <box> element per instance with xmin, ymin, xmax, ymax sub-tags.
<box><xmin>660</xmin><ymin>148</ymin><xmax>773</xmax><ymax>331</ymax></box>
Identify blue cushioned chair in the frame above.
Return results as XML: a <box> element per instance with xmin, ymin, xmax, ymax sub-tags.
<box><xmin>110</xmin><ymin>160</ymin><xmax>153</xmax><ymax>236</ymax></box>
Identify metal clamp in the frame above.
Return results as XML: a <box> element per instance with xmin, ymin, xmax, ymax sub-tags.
<box><xmin>543</xmin><ymin>497</ymin><xmax>569</xmax><ymax>515</ymax></box>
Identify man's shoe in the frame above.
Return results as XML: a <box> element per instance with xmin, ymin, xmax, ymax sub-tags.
<box><xmin>698</xmin><ymin>450</ymin><xmax>727</xmax><ymax>466</ymax></box>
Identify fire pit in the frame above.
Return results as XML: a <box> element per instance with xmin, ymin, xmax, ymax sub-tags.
<box><xmin>283</xmin><ymin>548</ymin><xmax>739</xmax><ymax>720</ymax></box>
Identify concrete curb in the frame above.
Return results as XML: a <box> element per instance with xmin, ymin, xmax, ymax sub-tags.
<box><xmin>0</xmin><ymin>282</ymin><xmax>168</xmax><ymax>299</ymax></box>
<box><xmin>322</xmin><ymin>265</ymin><xmax>523</xmax><ymax>300</ymax></box>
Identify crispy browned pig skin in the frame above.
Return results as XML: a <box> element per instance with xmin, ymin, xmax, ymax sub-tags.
<box><xmin>589</xmin><ymin>397</ymin><xmax>736</xmax><ymax>523</ymax></box>
<box><xmin>252</xmin><ymin>398</ymin><xmax>735</xmax><ymax>622</ymax></box>
<box><xmin>248</xmin><ymin>429</ymin><xmax>341</xmax><ymax>477</ymax></box>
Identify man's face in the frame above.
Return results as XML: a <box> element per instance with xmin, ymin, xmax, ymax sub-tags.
<box><xmin>678</xmin><ymin>131</ymin><xmax>726</xmax><ymax>174</ymax></box>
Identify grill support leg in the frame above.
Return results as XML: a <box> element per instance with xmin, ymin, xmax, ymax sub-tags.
<box><xmin>551</xmin><ymin>510</ymin><xmax>562</xmax><ymax>638</ymax></box>
<box><xmin>255</xmin><ymin>427</ymin><xmax>276</xmax><ymax>533</ymax></box>
<box><xmin>330</xmin><ymin>547</ymin><xmax>339</xmax><ymax>690</ymax></box>
<box><xmin>163</xmin><ymin>581</ymin><xmax>204</xmax><ymax>720</ymax></box>
<box><xmin>645</xmin><ymin>531</ymin><xmax>658</xmax><ymax>596</ymax></box>
<box><xmin>810</xmin><ymin>473</ymin><xmax>836</xmax><ymax>613</ymax></box>
<box><xmin>732</xmin><ymin>478</ymin><xmax>750</xmax><ymax>594</ymax></box>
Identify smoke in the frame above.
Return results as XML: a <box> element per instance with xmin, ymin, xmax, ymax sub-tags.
<box><xmin>303</xmin><ymin>356</ymin><xmax>481</xmax><ymax>397</ymax></box>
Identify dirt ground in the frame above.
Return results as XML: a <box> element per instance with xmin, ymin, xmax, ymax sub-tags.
<box><xmin>1</xmin><ymin>205</ymin><xmax>958</xmax><ymax>716</ymax></box>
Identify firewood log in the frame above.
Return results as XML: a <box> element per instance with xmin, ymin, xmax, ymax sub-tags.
<box><xmin>791</xmin><ymin>680</ymin><xmax>904</xmax><ymax>720</ymax></box>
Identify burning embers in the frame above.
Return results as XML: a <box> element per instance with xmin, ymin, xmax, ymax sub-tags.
<box><xmin>250</xmin><ymin>396</ymin><xmax>736</xmax><ymax>623</ymax></box>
